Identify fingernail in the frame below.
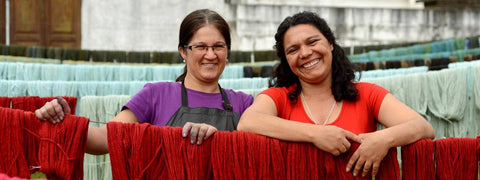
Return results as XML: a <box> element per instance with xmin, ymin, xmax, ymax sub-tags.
<box><xmin>182</xmin><ymin>133</ymin><xmax>187</xmax><ymax>137</ymax></box>
<box><xmin>346</xmin><ymin>167</ymin><xmax>349</xmax><ymax>172</ymax></box>
<box><xmin>197</xmin><ymin>142</ymin><xmax>201</xmax><ymax>145</ymax></box>
<box><xmin>190</xmin><ymin>140</ymin><xmax>194</xmax><ymax>144</ymax></box>
<box><xmin>60</xmin><ymin>116</ymin><xmax>64</xmax><ymax>120</ymax></box>
<box><xmin>353</xmin><ymin>173</ymin><xmax>357</xmax><ymax>177</ymax></box>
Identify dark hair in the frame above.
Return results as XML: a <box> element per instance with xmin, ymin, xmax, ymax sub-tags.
<box><xmin>270</xmin><ymin>11</ymin><xmax>359</xmax><ymax>103</ymax></box>
<box><xmin>175</xmin><ymin>9</ymin><xmax>231</xmax><ymax>82</ymax></box>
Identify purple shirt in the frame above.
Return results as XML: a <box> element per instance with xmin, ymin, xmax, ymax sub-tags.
<box><xmin>124</xmin><ymin>81</ymin><xmax>254</xmax><ymax>126</ymax></box>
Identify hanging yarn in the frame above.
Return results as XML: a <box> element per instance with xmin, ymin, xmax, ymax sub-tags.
<box><xmin>401</xmin><ymin>139</ymin><xmax>435</xmax><ymax>180</ymax></box>
<box><xmin>232</xmin><ymin>131</ymin><xmax>248</xmax><ymax>179</ymax></box>
<box><xmin>161</xmin><ymin>127</ymin><xmax>187</xmax><ymax>180</ymax></box>
<box><xmin>328</xmin><ymin>143</ymin><xmax>358</xmax><ymax>179</ymax></box>
<box><xmin>435</xmin><ymin>137</ymin><xmax>478</xmax><ymax>180</ymax></box>
<box><xmin>0</xmin><ymin>108</ymin><xmax>29</xmax><ymax>178</ymax></box>
<box><xmin>107</xmin><ymin>122</ymin><xmax>401</xmax><ymax>180</ymax></box>
<box><xmin>426</xmin><ymin>68</ymin><xmax>468</xmax><ymax>122</ymax></box>
<box><xmin>375</xmin><ymin>147</ymin><xmax>400</xmax><ymax>180</ymax></box>
<box><xmin>286</xmin><ymin>142</ymin><xmax>314</xmax><ymax>179</ymax></box>
<box><xmin>107</xmin><ymin>122</ymin><xmax>170</xmax><ymax>180</ymax></box>
<box><xmin>81</xmin><ymin>95</ymin><xmax>129</xmax><ymax>180</ymax></box>
<box><xmin>477</xmin><ymin>136</ymin><xmax>480</xmax><ymax>165</ymax></box>
<box><xmin>183</xmin><ymin>129</ymin><xmax>212</xmax><ymax>180</ymax></box>
<box><xmin>0</xmin><ymin>97</ymin><xmax>10</xmax><ymax>108</ymax></box>
<box><xmin>33</xmin><ymin>112</ymin><xmax>88</xmax><ymax>179</ymax></box>
<box><xmin>402</xmin><ymin>73</ymin><xmax>428</xmax><ymax>116</ymax></box>
<box><xmin>245</xmin><ymin>131</ymin><xmax>270</xmax><ymax>179</ymax></box>
<box><xmin>0</xmin><ymin>107</ymin><xmax>88</xmax><ymax>179</ymax></box>
<box><xmin>10</xmin><ymin>96</ymin><xmax>27</xmax><ymax>111</ymax></box>
<box><xmin>211</xmin><ymin>131</ymin><xmax>235</xmax><ymax>179</ymax></box>
<box><xmin>106</xmin><ymin>122</ymin><xmax>131</xmax><ymax>179</ymax></box>
<box><xmin>269</xmin><ymin>138</ymin><xmax>286</xmax><ymax>179</ymax></box>
<box><xmin>9</xmin><ymin>96</ymin><xmax>77</xmax><ymax>114</ymax></box>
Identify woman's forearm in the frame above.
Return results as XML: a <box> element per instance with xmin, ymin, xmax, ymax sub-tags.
<box><xmin>377</xmin><ymin>118</ymin><xmax>435</xmax><ymax>148</ymax></box>
<box><xmin>86</xmin><ymin>126</ymin><xmax>109</xmax><ymax>155</ymax></box>
<box><xmin>238</xmin><ymin>108</ymin><xmax>317</xmax><ymax>143</ymax></box>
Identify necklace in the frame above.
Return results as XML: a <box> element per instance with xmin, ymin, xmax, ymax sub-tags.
<box><xmin>300</xmin><ymin>92</ymin><xmax>336</xmax><ymax>125</ymax></box>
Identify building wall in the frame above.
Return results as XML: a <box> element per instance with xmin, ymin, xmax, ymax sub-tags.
<box><xmin>81</xmin><ymin>0</ymin><xmax>480</xmax><ymax>51</ymax></box>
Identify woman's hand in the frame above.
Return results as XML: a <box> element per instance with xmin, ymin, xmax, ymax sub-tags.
<box><xmin>346</xmin><ymin>132</ymin><xmax>390</xmax><ymax>177</ymax></box>
<box><xmin>182</xmin><ymin>122</ymin><xmax>217</xmax><ymax>145</ymax></box>
<box><xmin>311</xmin><ymin>125</ymin><xmax>360</xmax><ymax>156</ymax></box>
<box><xmin>34</xmin><ymin>97</ymin><xmax>71</xmax><ymax>124</ymax></box>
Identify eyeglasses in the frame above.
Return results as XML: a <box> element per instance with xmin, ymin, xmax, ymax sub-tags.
<box><xmin>183</xmin><ymin>44</ymin><xmax>228</xmax><ymax>53</ymax></box>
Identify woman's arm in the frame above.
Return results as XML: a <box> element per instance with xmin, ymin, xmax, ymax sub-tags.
<box><xmin>347</xmin><ymin>93</ymin><xmax>435</xmax><ymax>177</ymax></box>
<box><xmin>238</xmin><ymin>94</ymin><xmax>360</xmax><ymax>156</ymax></box>
<box><xmin>87</xmin><ymin>109</ymin><xmax>139</xmax><ymax>155</ymax></box>
<box><xmin>35</xmin><ymin>98</ymin><xmax>140</xmax><ymax>155</ymax></box>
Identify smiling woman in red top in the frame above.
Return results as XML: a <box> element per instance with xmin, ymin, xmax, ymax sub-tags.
<box><xmin>237</xmin><ymin>11</ymin><xmax>435</xmax><ymax>177</ymax></box>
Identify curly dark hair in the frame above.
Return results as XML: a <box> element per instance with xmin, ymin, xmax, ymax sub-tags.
<box><xmin>270</xmin><ymin>11</ymin><xmax>359</xmax><ymax>103</ymax></box>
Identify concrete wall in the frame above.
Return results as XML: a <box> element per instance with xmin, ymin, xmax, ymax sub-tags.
<box><xmin>81</xmin><ymin>0</ymin><xmax>480</xmax><ymax>52</ymax></box>
<box><xmin>81</xmin><ymin>0</ymin><xmax>234</xmax><ymax>51</ymax></box>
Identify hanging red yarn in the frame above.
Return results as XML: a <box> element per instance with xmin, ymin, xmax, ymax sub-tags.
<box><xmin>477</xmin><ymin>136</ymin><xmax>480</xmax><ymax>168</ymax></box>
<box><xmin>401</xmin><ymin>139</ymin><xmax>434</xmax><ymax>180</ymax></box>
<box><xmin>0</xmin><ymin>107</ymin><xmax>88</xmax><ymax>179</ymax></box>
<box><xmin>161</xmin><ymin>126</ymin><xmax>187</xmax><ymax>179</ymax></box>
<box><xmin>435</xmin><ymin>137</ymin><xmax>478</xmax><ymax>180</ymax></box>
<box><xmin>285</xmin><ymin>142</ymin><xmax>309</xmax><ymax>179</ymax></box>
<box><xmin>182</xmin><ymin>127</ymin><xmax>212</xmax><ymax>180</ymax></box>
<box><xmin>139</xmin><ymin>125</ymin><xmax>169</xmax><ymax>179</ymax></box>
<box><xmin>9</xmin><ymin>96</ymin><xmax>77</xmax><ymax>114</ymax></box>
<box><xmin>11</xmin><ymin>96</ymin><xmax>42</xmax><ymax>111</ymax></box>
<box><xmin>331</xmin><ymin>142</ymin><xmax>370</xmax><ymax>180</ymax></box>
<box><xmin>375</xmin><ymin>146</ymin><xmax>400</xmax><ymax>180</ymax></box>
<box><xmin>32</xmin><ymin>112</ymin><xmax>88</xmax><ymax>179</ymax></box>
<box><xmin>10</xmin><ymin>96</ymin><xmax>28</xmax><ymax>111</ymax></box>
<box><xmin>0</xmin><ymin>97</ymin><xmax>10</xmax><ymax>108</ymax></box>
<box><xmin>108</xmin><ymin>123</ymin><xmax>189</xmax><ymax>180</ymax></box>
<box><xmin>106</xmin><ymin>122</ymin><xmax>132</xmax><ymax>179</ymax></box>
<box><xmin>107</xmin><ymin>123</ymin><xmax>403</xmax><ymax>179</ymax></box>
<box><xmin>0</xmin><ymin>108</ymin><xmax>29</xmax><ymax>178</ymax></box>
<box><xmin>211</xmin><ymin>131</ymin><xmax>235</xmax><ymax>179</ymax></box>
<box><xmin>232</xmin><ymin>131</ymin><xmax>249</xmax><ymax>179</ymax></box>
<box><xmin>269</xmin><ymin>139</ymin><xmax>286</xmax><ymax>180</ymax></box>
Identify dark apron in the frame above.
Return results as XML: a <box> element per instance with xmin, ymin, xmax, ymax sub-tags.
<box><xmin>165</xmin><ymin>82</ymin><xmax>240</xmax><ymax>131</ymax></box>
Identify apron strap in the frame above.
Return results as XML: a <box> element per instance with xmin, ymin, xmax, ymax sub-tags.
<box><xmin>219</xmin><ymin>85</ymin><xmax>233</xmax><ymax>111</ymax></box>
<box><xmin>181</xmin><ymin>81</ymin><xmax>188</xmax><ymax>107</ymax></box>
<box><xmin>180</xmin><ymin>81</ymin><xmax>234</xmax><ymax>112</ymax></box>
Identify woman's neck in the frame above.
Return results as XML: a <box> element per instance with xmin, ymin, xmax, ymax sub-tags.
<box><xmin>183</xmin><ymin>75</ymin><xmax>220</xmax><ymax>93</ymax></box>
<box><xmin>299</xmin><ymin>79</ymin><xmax>333</xmax><ymax>100</ymax></box>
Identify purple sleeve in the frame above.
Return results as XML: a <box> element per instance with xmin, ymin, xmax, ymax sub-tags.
<box><xmin>124</xmin><ymin>83</ymin><xmax>154</xmax><ymax>123</ymax></box>
<box><xmin>225</xmin><ymin>89</ymin><xmax>254</xmax><ymax>115</ymax></box>
<box><xmin>240</xmin><ymin>93</ymin><xmax>253</xmax><ymax>115</ymax></box>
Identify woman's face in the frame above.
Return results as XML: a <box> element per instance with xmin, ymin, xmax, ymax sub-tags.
<box><xmin>283</xmin><ymin>24</ymin><xmax>334</xmax><ymax>84</ymax></box>
<box><xmin>180</xmin><ymin>25</ymin><xmax>228</xmax><ymax>84</ymax></box>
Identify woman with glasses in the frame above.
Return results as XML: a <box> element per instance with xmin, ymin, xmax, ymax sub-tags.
<box><xmin>35</xmin><ymin>9</ymin><xmax>254</xmax><ymax>155</ymax></box>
